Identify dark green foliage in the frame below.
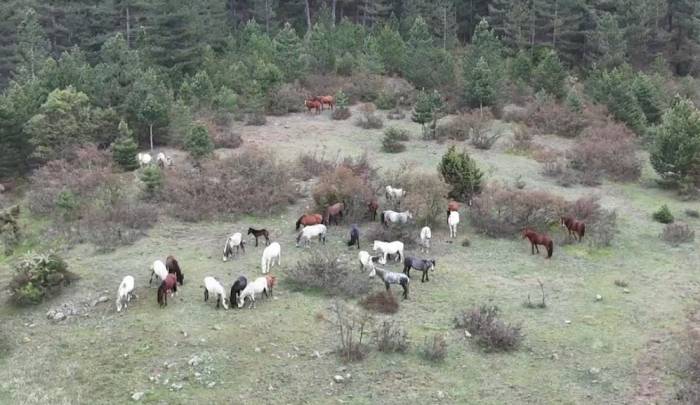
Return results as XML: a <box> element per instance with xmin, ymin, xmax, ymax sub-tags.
<box><xmin>438</xmin><ymin>146</ymin><xmax>483</xmax><ymax>202</ymax></box>
<box><xmin>373</xmin><ymin>24</ymin><xmax>405</xmax><ymax>75</ymax></box>
<box><xmin>652</xmin><ymin>205</ymin><xmax>674</xmax><ymax>224</ymax></box>
<box><xmin>332</xmin><ymin>90</ymin><xmax>351</xmax><ymax>120</ymax></box>
<box><xmin>532</xmin><ymin>51</ymin><xmax>567</xmax><ymax>99</ymax></box>
<box><xmin>382</xmin><ymin>127</ymin><xmax>409</xmax><ymax>153</ymax></box>
<box><xmin>139</xmin><ymin>166</ymin><xmax>163</xmax><ymax>197</ymax></box>
<box><xmin>586</xmin><ymin>67</ymin><xmax>647</xmax><ymax>135</ymax></box>
<box><xmin>412</xmin><ymin>89</ymin><xmax>444</xmax><ymax>137</ymax></box>
<box><xmin>111</xmin><ymin>121</ymin><xmax>138</xmax><ymax>171</ymax></box>
<box><xmin>463</xmin><ymin>19</ymin><xmax>504</xmax><ymax>109</ymax></box>
<box><xmin>10</xmin><ymin>252</ymin><xmax>72</xmax><ymax>305</ymax></box>
<box><xmin>184</xmin><ymin>123</ymin><xmax>213</xmax><ymax>159</ymax></box>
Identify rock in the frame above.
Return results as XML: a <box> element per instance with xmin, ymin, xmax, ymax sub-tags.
<box><xmin>589</xmin><ymin>367</ymin><xmax>600</xmax><ymax>375</ymax></box>
<box><xmin>212</xmin><ymin>325</ymin><xmax>222</xmax><ymax>331</ymax></box>
<box><xmin>131</xmin><ymin>392</ymin><xmax>144</xmax><ymax>401</ymax></box>
<box><xmin>623</xmin><ymin>288</ymin><xmax>630</xmax><ymax>294</ymax></box>
<box><xmin>194</xmin><ymin>372</ymin><xmax>201</xmax><ymax>378</ymax></box>
<box><xmin>207</xmin><ymin>382</ymin><xmax>216</xmax><ymax>388</ymax></box>
<box><xmin>170</xmin><ymin>383</ymin><xmax>183</xmax><ymax>391</ymax></box>
<box><xmin>98</xmin><ymin>296</ymin><xmax>108</xmax><ymax>303</ymax></box>
<box><xmin>437</xmin><ymin>391</ymin><xmax>446</xmax><ymax>400</ymax></box>
<box><xmin>28</xmin><ymin>323</ymin><xmax>35</xmax><ymax>328</ymax></box>
<box><xmin>53</xmin><ymin>312</ymin><xmax>66</xmax><ymax>321</ymax></box>
<box><xmin>464</xmin><ymin>330</ymin><xmax>472</xmax><ymax>338</ymax></box>
<box><xmin>188</xmin><ymin>356</ymin><xmax>202</xmax><ymax>367</ymax></box>
<box><xmin>333</xmin><ymin>375</ymin><xmax>345</xmax><ymax>383</ymax></box>
<box><xmin>165</xmin><ymin>362</ymin><xmax>174</xmax><ymax>369</ymax></box>
<box><xmin>22</xmin><ymin>336</ymin><xmax>31</xmax><ymax>343</ymax></box>
<box><xmin>46</xmin><ymin>310</ymin><xmax>56</xmax><ymax>319</ymax></box>
<box><xmin>345</xmin><ymin>373</ymin><xmax>351</xmax><ymax>379</ymax></box>
<box><xmin>551</xmin><ymin>353</ymin><xmax>559</xmax><ymax>360</ymax></box>
<box><xmin>312</xmin><ymin>350</ymin><xmax>322</xmax><ymax>359</ymax></box>
<box><xmin>595</xmin><ymin>294</ymin><xmax>602</xmax><ymax>302</ymax></box>
<box><xmin>162</xmin><ymin>378</ymin><xmax>169</xmax><ymax>385</ymax></box>
<box><xmin>564</xmin><ymin>319</ymin><xmax>571</xmax><ymax>325</ymax></box>
<box><xmin>254</xmin><ymin>347</ymin><xmax>262</xmax><ymax>353</ymax></box>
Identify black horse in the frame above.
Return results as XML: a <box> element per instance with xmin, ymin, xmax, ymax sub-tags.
<box><xmin>347</xmin><ymin>224</ymin><xmax>360</xmax><ymax>249</ymax></box>
<box><xmin>247</xmin><ymin>227</ymin><xmax>270</xmax><ymax>247</ymax></box>
<box><xmin>166</xmin><ymin>255</ymin><xmax>184</xmax><ymax>285</ymax></box>
<box><xmin>229</xmin><ymin>276</ymin><xmax>247</xmax><ymax>309</ymax></box>
<box><xmin>402</xmin><ymin>257</ymin><xmax>436</xmax><ymax>283</ymax></box>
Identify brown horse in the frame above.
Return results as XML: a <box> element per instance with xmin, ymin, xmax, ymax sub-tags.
<box><xmin>324</xmin><ymin>202</ymin><xmax>345</xmax><ymax>225</ymax></box>
<box><xmin>296</xmin><ymin>213</ymin><xmax>323</xmax><ymax>230</ymax></box>
<box><xmin>367</xmin><ymin>200</ymin><xmax>379</xmax><ymax>221</ymax></box>
<box><xmin>447</xmin><ymin>200</ymin><xmax>460</xmax><ymax>223</ymax></box>
<box><xmin>165</xmin><ymin>255</ymin><xmax>184</xmax><ymax>285</ymax></box>
<box><xmin>157</xmin><ymin>273</ymin><xmax>178</xmax><ymax>307</ymax></box>
<box><xmin>319</xmin><ymin>95</ymin><xmax>335</xmax><ymax>110</ymax></box>
<box><xmin>522</xmin><ymin>228</ymin><xmax>554</xmax><ymax>258</ymax></box>
<box><xmin>561</xmin><ymin>216</ymin><xmax>586</xmax><ymax>242</ymax></box>
<box><xmin>305</xmin><ymin>99</ymin><xmax>322</xmax><ymax>114</ymax></box>
<box><xmin>265</xmin><ymin>275</ymin><xmax>277</xmax><ymax>297</ymax></box>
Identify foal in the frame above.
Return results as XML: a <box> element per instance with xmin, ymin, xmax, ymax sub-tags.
<box><xmin>248</xmin><ymin>227</ymin><xmax>270</xmax><ymax>247</ymax></box>
<box><xmin>522</xmin><ymin>228</ymin><xmax>554</xmax><ymax>258</ymax></box>
<box><xmin>561</xmin><ymin>216</ymin><xmax>586</xmax><ymax>242</ymax></box>
<box><xmin>116</xmin><ymin>275</ymin><xmax>135</xmax><ymax>312</ymax></box>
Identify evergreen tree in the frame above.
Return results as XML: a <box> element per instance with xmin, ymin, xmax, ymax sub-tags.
<box><xmin>373</xmin><ymin>24</ymin><xmax>405</xmax><ymax>76</ymax></box>
<box><xmin>438</xmin><ymin>145</ymin><xmax>484</xmax><ymax>202</ymax></box>
<box><xmin>139</xmin><ymin>165</ymin><xmax>163</xmax><ymax>197</ymax></box>
<box><xmin>463</xmin><ymin>19</ymin><xmax>504</xmax><ymax>108</ymax></box>
<box><xmin>16</xmin><ymin>8</ymin><xmax>50</xmax><ymax>79</ymax></box>
<box><xmin>412</xmin><ymin>89</ymin><xmax>444</xmax><ymax>136</ymax></box>
<box><xmin>126</xmin><ymin>68</ymin><xmax>171</xmax><ymax>150</ymax></box>
<box><xmin>404</xmin><ymin>16</ymin><xmax>453</xmax><ymax>89</ymax></box>
<box><xmin>112</xmin><ymin>120</ymin><xmax>139</xmax><ymax>171</ymax></box>
<box><xmin>307</xmin><ymin>16</ymin><xmax>335</xmax><ymax>73</ymax></box>
<box><xmin>531</xmin><ymin>50</ymin><xmax>567</xmax><ymax>99</ymax></box>
<box><xmin>591</xmin><ymin>12</ymin><xmax>626</xmax><ymax>69</ymax></box>
<box><xmin>666</xmin><ymin>0</ymin><xmax>700</xmax><ymax>76</ymax></box>
<box><xmin>510</xmin><ymin>49</ymin><xmax>532</xmax><ymax>84</ymax></box>
<box><xmin>467</xmin><ymin>57</ymin><xmax>497</xmax><ymax>112</ymax></box>
<box><xmin>184</xmin><ymin>123</ymin><xmax>214</xmax><ymax>159</ymax></box>
<box><xmin>632</xmin><ymin>73</ymin><xmax>665</xmax><ymax>125</ymax></box>
<box><xmin>274</xmin><ymin>22</ymin><xmax>305</xmax><ymax>81</ymax></box>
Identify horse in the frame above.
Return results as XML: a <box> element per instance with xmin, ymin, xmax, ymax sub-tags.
<box><xmin>157</xmin><ymin>273</ymin><xmax>178</xmax><ymax>307</ymax></box>
<box><xmin>116</xmin><ymin>275</ymin><xmax>135</xmax><ymax>312</ymax></box>
<box><xmin>561</xmin><ymin>216</ymin><xmax>586</xmax><ymax>242</ymax></box>
<box><xmin>448</xmin><ymin>211</ymin><xmax>460</xmax><ymax>238</ymax></box>
<box><xmin>137</xmin><ymin>152</ymin><xmax>152</xmax><ymax>167</ymax></box>
<box><xmin>372</xmin><ymin>240</ymin><xmax>404</xmax><ymax>264</ymax></box>
<box><xmin>237</xmin><ymin>276</ymin><xmax>270</xmax><ymax>309</ymax></box>
<box><xmin>149</xmin><ymin>260</ymin><xmax>168</xmax><ymax>286</ymax></box>
<box><xmin>319</xmin><ymin>95</ymin><xmax>335</xmax><ymax>110</ymax></box>
<box><xmin>203</xmin><ymin>276</ymin><xmax>229</xmax><ymax>309</ymax></box>
<box><xmin>347</xmin><ymin>224</ymin><xmax>360</xmax><ymax>249</ymax></box>
<box><xmin>369</xmin><ymin>266</ymin><xmax>410</xmax><ymax>299</ymax></box>
<box><xmin>358</xmin><ymin>250</ymin><xmax>374</xmax><ymax>271</ymax></box>
<box><xmin>323</xmin><ymin>202</ymin><xmax>345</xmax><ymax>226</ymax></box>
<box><xmin>296</xmin><ymin>224</ymin><xmax>327</xmax><ymax>247</ymax></box>
<box><xmin>223</xmin><ymin>232</ymin><xmax>246</xmax><ymax>261</ymax></box>
<box><xmin>380</xmin><ymin>210</ymin><xmax>412</xmax><ymax>227</ymax></box>
<box><xmin>305</xmin><ymin>99</ymin><xmax>322</xmax><ymax>114</ymax></box>
<box><xmin>265</xmin><ymin>275</ymin><xmax>277</xmax><ymax>297</ymax></box>
<box><xmin>522</xmin><ymin>228</ymin><xmax>554</xmax><ymax>258</ymax></box>
<box><xmin>420</xmin><ymin>226</ymin><xmax>432</xmax><ymax>253</ymax></box>
<box><xmin>166</xmin><ymin>255</ymin><xmax>184</xmax><ymax>285</ymax></box>
<box><xmin>447</xmin><ymin>201</ymin><xmax>460</xmax><ymax>223</ymax></box>
<box><xmin>295</xmin><ymin>213</ymin><xmax>323</xmax><ymax>230</ymax></box>
<box><xmin>403</xmin><ymin>257</ymin><xmax>436</xmax><ymax>283</ymax></box>
<box><xmin>229</xmin><ymin>276</ymin><xmax>247</xmax><ymax>309</ymax></box>
<box><xmin>248</xmin><ymin>227</ymin><xmax>270</xmax><ymax>247</ymax></box>
<box><xmin>261</xmin><ymin>242</ymin><xmax>281</xmax><ymax>274</ymax></box>
<box><xmin>156</xmin><ymin>152</ymin><xmax>173</xmax><ymax>168</ymax></box>
<box><xmin>367</xmin><ymin>200</ymin><xmax>379</xmax><ymax>221</ymax></box>
<box><xmin>385</xmin><ymin>186</ymin><xmax>406</xmax><ymax>205</ymax></box>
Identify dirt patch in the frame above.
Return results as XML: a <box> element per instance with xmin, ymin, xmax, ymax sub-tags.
<box><xmin>632</xmin><ymin>333</ymin><xmax>670</xmax><ymax>404</ymax></box>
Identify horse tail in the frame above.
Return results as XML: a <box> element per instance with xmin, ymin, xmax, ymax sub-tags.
<box><xmin>580</xmin><ymin>223</ymin><xmax>585</xmax><ymax>239</ymax></box>
<box><xmin>296</xmin><ymin>231</ymin><xmax>303</xmax><ymax>245</ymax></box>
<box><xmin>295</xmin><ymin>216</ymin><xmax>302</xmax><ymax>230</ymax></box>
<box><xmin>380</xmin><ymin>211</ymin><xmax>385</xmax><ymax>225</ymax></box>
<box><xmin>547</xmin><ymin>241</ymin><xmax>554</xmax><ymax>258</ymax></box>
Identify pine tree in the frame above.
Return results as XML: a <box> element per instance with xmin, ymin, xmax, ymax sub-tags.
<box><xmin>126</xmin><ymin>68</ymin><xmax>171</xmax><ymax>150</ymax></box>
<box><xmin>510</xmin><ymin>49</ymin><xmax>532</xmax><ymax>84</ymax></box>
<box><xmin>632</xmin><ymin>73</ymin><xmax>665</xmax><ymax>125</ymax></box>
<box><xmin>412</xmin><ymin>89</ymin><xmax>435</xmax><ymax>130</ymax></box>
<box><xmin>463</xmin><ymin>19</ymin><xmax>504</xmax><ymax>108</ymax></box>
<box><xmin>274</xmin><ymin>22</ymin><xmax>305</xmax><ymax>81</ymax></box>
<box><xmin>139</xmin><ymin>165</ymin><xmax>163</xmax><ymax>197</ymax></box>
<box><xmin>16</xmin><ymin>8</ymin><xmax>50</xmax><ymax>79</ymax></box>
<box><xmin>591</xmin><ymin>12</ymin><xmax>626</xmax><ymax>69</ymax></box>
<box><xmin>531</xmin><ymin>50</ymin><xmax>567</xmax><ymax>99</ymax></box>
<box><xmin>666</xmin><ymin>0</ymin><xmax>700</xmax><ymax>75</ymax></box>
<box><xmin>112</xmin><ymin>120</ymin><xmax>139</xmax><ymax>171</ymax></box>
<box><xmin>373</xmin><ymin>23</ymin><xmax>405</xmax><ymax>76</ymax></box>
<box><xmin>184</xmin><ymin>123</ymin><xmax>214</xmax><ymax>159</ymax></box>
<box><xmin>438</xmin><ymin>145</ymin><xmax>484</xmax><ymax>202</ymax></box>
<box><xmin>469</xmin><ymin>57</ymin><xmax>497</xmax><ymax>112</ymax></box>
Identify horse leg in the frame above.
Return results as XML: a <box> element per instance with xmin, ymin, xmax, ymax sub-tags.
<box><xmin>535</xmin><ymin>244</ymin><xmax>540</xmax><ymax>254</ymax></box>
<box><xmin>385</xmin><ymin>282</ymin><xmax>390</xmax><ymax>291</ymax></box>
<box><xmin>402</xmin><ymin>283</ymin><xmax>408</xmax><ymax>299</ymax></box>
<box><xmin>531</xmin><ymin>243</ymin><xmax>535</xmax><ymax>255</ymax></box>
<box><xmin>254</xmin><ymin>236</ymin><xmax>259</xmax><ymax>247</ymax></box>
<box><xmin>149</xmin><ymin>271</ymin><xmax>154</xmax><ymax>286</ymax></box>
<box><xmin>204</xmin><ymin>289</ymin><xmax>209</xmax><ymax>302</ymax></box>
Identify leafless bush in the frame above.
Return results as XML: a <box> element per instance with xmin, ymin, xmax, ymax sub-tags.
<box><xmin>294</xmin><ymin>150</ymin><xmax>339</xmax><ymax>180</ymax></box>
<box><xmin>538</xmin><ymin>149</ymin><xmax>566</xmax><ymax>178</ymax></box>
<box><xmin>677</xmin><ymin>313</ymin><xmax>700</xmax><ymax>403</ymax></box>
<box><xmin>565</xmin><ymin>196</ymin><xmax>602</xmax><ymax>223</ymax></box>
<box><xmin>327</xmin><ymin>301</ymin><xmax>373</xmax><ymax>362</ymax></box>
<box><xmin>686</xmin><ymin>209</ymin><xmax>700</xmax><ymax>218</ymax></box>
<box><xmin>312</xmin><ymin>164</ymin><xmax>376</xmax><ymax>223</ymax></box>
<box><xmin>523</xmin><ymin>279</ymin><xmax>547</xmax><ymax>309</ymax></box>
<box><xmin>346</xmin><ymin>73</ymin><xmax>382</xmax><ymax>102</ymax></box>
<box><xmin>287</xmin><ymin>251</ymin><xmax>370</xmax><ymax>298</ymax></box>
<box><xmin>164</xmin><ymin>149</ymin><xmax>298</xmax><ymax>221</ymax></box>
<box><xmin>454</xmin><ymin>305</ymin><xmax>523</xmax><ymax>352</ymax></box>
<box><xmin>373</xmin><ymin>320</ymin><xmax>409</xmax><ymax>353</ymax></box>
<box><xmin>402</xmin><ymin>173</ymin><xmax>451</xmax><ymax>228</ymax></box>
<box><xmin>568</xmin><ymin>123</ymin><xmax>641</xmax><ymax>182</ymax></box>
<box><xmin>527</xmin><ymin>101</ymin><xmax>588</xmax><ymax>138</ymax></box>
<box><xmin>502</xmin><ymin>104</ymin><xmax>530</xmax><ymax>123</ymax></box>
<box><xmin>354</xmin><ymin>103</ymin><xmax>384</xmax><ymax>129</ymax></box>
<box><xmin>510</xmin><ymin>126</ymin><xmax>534</xmax><ymax>152</ymax></box>
<box><xmin>332</xmin><ymin>107</ymin><xmax>352</xmax><ymax>120</ymax></box>
<box><xmin>420</xmin><ymin>334</ymin><xmax>448</xmax><ymax>363</ymax></box>
<box><xmin>435</xmin><ymin>112</ymin><xmax>481</xmax><ymax>141</ymax></box>
<box><xmin>210</xmin><ymin>127</ymin><xmax>243</xmax><ymax>149</ymax></box>
<box><xmin>588</xmin><ymin>210</ymin><xmax>618</xmax><ymax>248</ymax></box>
<box><xmin>360</xmin><ymin>291</ymin><xmax>399</xmax><ymax>314</ymax></box>
<box><xmin>267</xmin><ymin>83</ymin><xmax>305</xmax><ymax>115</ymax></box>
<box><xmin>661</xmin><ymin>223</ymin><xmax>695</xmax><ymax>245</ymax></box>
<box><xmin>386</xmin><ymin>108</ymin><xmax>405</xmax><ymax>120</ymax></box>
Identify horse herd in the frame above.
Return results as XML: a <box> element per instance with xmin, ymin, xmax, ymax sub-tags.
<box><xmin>304</xmin><ymin>95</ymin><xmax>335</xmax><ymax>114</ymax></box>
<box><xmin>114</xmin><ymin>184</ymin><xmax>587</xmax><ymax>312</ymax></box>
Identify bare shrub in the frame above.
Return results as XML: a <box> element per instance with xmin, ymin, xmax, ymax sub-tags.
<box><xmin>346</xmin><ymin>73</ymin><xmax>382</xmax><ymax>102</ymax></box>
<box><xmin>386</xmin><ymin>108</ymin><xmax>406</xmax><ymax>120</ymax></box>
<box><xmin>454</xmin><ymin>305</ymin><xmax>523</xmax><ymax>352</ymax></box>
<box><xmin>366</xmin><ymin>223</ymin><xmax>417</xmax><ymax>248</ymax></box>
<box><xmin>588</xmin><ymin>210</ymin><xmax>618</xmax><ymax>247</ymax></box>
<box><xmin>510</xmin><ymin>126</ymin><xmax>534</xmax><ymax>152</ymax></box>
<box><xmin>470</xmin><ymin>183</ymin><xmax>566</xmax><ymax>238</ymax></box>
<box><xmin>661</xmin><ymin>223</ymin><xmax>695</xmax><ymax>245</ymax></box>
<box><xmin>360</xmin><ymin>291</ymin><xmax>399</xmax><ymax>314</ymax></box>
<box><xmin>267</xmin><ymin>83</ymin><xmax>305</xmax><ymax>115</ymax></box>
<box><xmin>538</xmin><ymin>150</ymin><xmax>566</xmax><ymax>178</ymax></box>
<box><xmin>354</xmin><ymin>103</ymin><xmax>384</xmax><ymax>129</ymax></box>
<box><xmin>286</xmin><ymin>251</ymin><xmax>370</xmax><ymax>298</ymax></box>
<box><xmin>210</xmin><ymin>127</ymin><xmax>243</xmax><ymax>149</ymax></box>
<box><xmin>327</xmin><ymin>301</ymin><xmax>373</xmax><ymax>362</ymax></box>
<box><xmin>402</xmin><ymin>173</ymin><xmax>451</xmax><ymax>228</ymax></box>
<box><xmin>382</xmin><ymin>77</ymin><xmax>417</xmax><ymax>107</ymax></box>
<box><xmin>245</xmin><ymin>112</ymin><xmax>266</xmax><ymax>126</ymax></box>
<box><xmin>502</xmin><ymin>104</ymin><xmax>529</xmax><ymax>123</ymax></box>
<box><xmin>294</xmin><ymin>150</ymin><xmax>338</xmax><ymax>180</ymax></box>
<box><xmin>435</xmin><ymin>113</ymin><xmax>474</xmax><ymax>141</ymax></box>
<box><xmin>527</xmin><ymin>101</ymin><xmax>588</xmax><ymax>138</ymax></box>
<box><xmin>568</xmin><ymin>123</ymin><xmax>641</xmax><ymax>182</ymax></box>
<box><xmin>420</xmin><ymin>334</ymin><xmax>448</xmax><ymax>363</ymax></box>
<box><xmin>164</xmin><ymin>149</ymin><xmax>298</xmax><ymax>221</ymax></box>
<box><xmin>686</xmin><ymin>209</ymin><xmax>700</xmax><ymax>218</ymax></box>
<box><xmin>332</xmin><ymin>108</ymin><xmax>352</xmax><ymax>120</ymax></box>
<box><xmin>312</xmin><ymin>164</ymin><xmax>376</xmax><ymax>223</ymax></box>
<box><xmin>565</xmin><ymin>196</ymin><xmax>602</xmax><ymax>223</ymax></box>
<box><xmin>373</xmin><ymin>320</ymin><xmax>409</xmax><ymax>353</ymax></box>
<box><xmin>523</xmin><ymin>279</ymin><xmax>547</xmax><ymax>309</ymax></box>
<box><xmin>677</xmin><ymin>313</ymin><xmax>700</xmax><ymax>403</ymax></box>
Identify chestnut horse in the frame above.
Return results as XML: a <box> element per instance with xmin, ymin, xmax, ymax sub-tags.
<box><xmin>324</xmin><ymin>202</ymin><xmax>345</xmax><ymax>225</ymax></box>
<box><xmin>561</xmin><ymin>216</ymin><xmax>585</xmax><ymax>242</ymax></box>
<box><xmin>157</xmin><ymin>273</ymin><xmax>178</xmax><ymax>307</ymax></box>
<box><xmin>367</xmin><ymin>200</ymin><xmax>379</xmax><ymax>221</ymax></box>
<box><xmin>305</xmin><ymin>99</ymin><xmax>322</xmax><ymax>114</ymax></box>
<box><xmin>295</xmin><ymin>213</ymin><xmax>323</xmax><ymax>230</ymax></box>
<box><xmin>165</xmin><ymin>255</ymin><xmax>184</xmax><ymax>285</ymax></box>
<box><xmin>522</xmin><ymin>229</ymin><xmax>554</xmax><ymax>258</ymax></box>
<box><xmin>447</xmin><ymin>201</ymin><xmax>460</xmax><ymax>223</ymax></box>
<box><xmin>319</xmin><ymin>95</ymin><xmax>335</xmax><ymax>110</ymax></box>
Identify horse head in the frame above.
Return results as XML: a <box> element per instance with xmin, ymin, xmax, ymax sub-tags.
<box><xmin>247</xmin><ymin>227</ymin><xmax>254</xmax><ymax>235</ymax></box>
<box><xmin>429</xmin><ymin>259</ymin><xmax>436</xmax><ymax>271</ymax></box>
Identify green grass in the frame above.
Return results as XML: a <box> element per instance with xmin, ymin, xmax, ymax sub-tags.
<box><xmin>1</xmin><ymin>108</ymin><xmax>698</xmax><ymax>403</ymax></box>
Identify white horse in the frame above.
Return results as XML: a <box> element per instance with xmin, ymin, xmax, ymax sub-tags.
<box><xmin>237</xmin><ymin>276</ymin><xmax>269</xmax><ymax>309</ymax></box>
<box><xmin>372</xmin><ymin>240</ymin><xmax>404</xmax><ymax>265</ymax></box>
<box><xmin>202</xmin><ymin>276</ymin><xmax>229</xmax><ymax>309</ymax></box>
<box><xmin>116</xmin><ymin>275</ymin><xmax>135</xmax><ymax>312</ymax></box>
<box><xmin>420</xmin><ymin>226</ymin><xmax>432</xmax><ymax>253</ymax></box>
<box><xmin>381</xmin><ymin>210</ymin><xmax>413</xmax><ymax>226</ymax></box>
<box><xmin>296</xmin><ymin>224</ymin><xmax>327</xmax><ymax>247</ymax></box>
<box><xmin>358</xmin><ymin>250</ymin><xmax>374</xmax><ymax>271</ymax></box>
<box><xmin>261</xmin><ymin>242</ymin><xmax>281</xmax><ymax>274</ymax></box>
<box><xmin>385</xmin><ymin>186</ymin><xmax>406</xmax><ymax>203</ymax></box>
<box><xmin>137</xmin><ymin>152</ymin><xmax>152</xmax><ymax>167</ymax></box>
<box><xmin>223</xmin><ymin>232</ymin><xmax>246</xmax><ymax>261</ymax></box>
<box><xmin>448</xmin><ymin>210</ymin><xmax>460</xmax><ymax>238</ymax></box>
<box><xmin>149</xmin><ymin>260</ymin><xmax>168</xmax><ymax>286</ymax></box>
<box><xmin>156</xmin><ymin>152</ymin><xmax>173</xmax><ymax>168</ymax></box>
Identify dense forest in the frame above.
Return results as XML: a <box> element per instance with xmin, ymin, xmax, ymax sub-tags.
<box><xmin>1</xmin><ymin>0</ymin><xmax>700</xmax><ymax>188</ymax></box>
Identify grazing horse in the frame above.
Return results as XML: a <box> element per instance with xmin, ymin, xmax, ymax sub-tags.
<box><xmin>223</xmin><ymin>232</ymin><xmax>246</xmax><ymax>261</ymax></box>
<box><xmin>305</xmin><ymin>99</ymin><xmax>322</xmax><ymax>114</ymax></box>
<box><xmin>367</xmin><ymin>200</ymin><xmax>379</xmax><ymax>221</ymax></box>
<box><xmin>203</xmin><ymin>276</ymin><xmax>229</xmax><ymax>309</ymax></box>
<box><xmin>116</xmin><ymin>275</ymin><xmax>135</xmax><ymax>312</ymax></box>
<box><xmin>149</xmin><ymin>260</ymin><xmax>168</xmax><ymax>286</ymax></box>
<box><xmin>237</xmin><ymin>276</ymin><xmax>270</xmax><ymax>309</ymax></box>
<box><xmin>372</xmin><ymin>240</ymin><xmax>404</xmax><ymax>264</ymax></box>
<box><xmin>166</xmin><ymin>255</ymin><xmax>184</xmax><ymax>285</ymax></box>
<box><xmin>137</xmin><ymin>152</ymin><xmax>152</xmax><ymax>167</ymax></box>
<box><xmin>295</xmin><ymin>213</ymin><xmax>323</xmax><ymax>230</ymax></box>
<box><xmin>380</xmin><ymin>210</ymin><xmax>413</xmax><ymax>227</ymax></box>
<box><xmin>261</xmin><ymin>242</ymin><xmax>281</xmax><ymax>274</ymax></box>
<box><xmin>448</xmin><ymin>211</ymin><xmax>460</xmax><ymax>238</ymax></box>
<box><xmin>347</xmin><ymin>224</ymin><xmax>360</xmax><ymax>249</ymax></box>
<box><xmin>369</xmin><ymin>266</ymin><xmax>410</xmax><ymax>299</ymax></box>
<box><xmin>403</xmin><ymin>257</ymin><xmax>436</xmax><ymax>283</ymax></box>
<box><xmin>265</xmin><ymin>275</ymin><xmax>277</xmax><ymax>297</ymax></box>
<box><xmin>248</xmin><ymin>227</ymin><xmax>270</xmax><ymax>247</ymax></box>
<box><xmin>319</xmin><ymin>95</ymin><xmax>335</xmax><ymax>110</ymax></box>
<box><xmin>157</xmin><ymin>273</ymin><xmax>178</xmax><ymax>307</ymax></box>
<box><xmin>229</xmin><ymin>276</ymin><xmax>247</xmax><ymax>308</ymax></box>
<box><xmin>522</xmin><ymin>228</ymin><xmax>554</xmax><ymax>258</ymax></box>
<box><xmin>324</xmin><ymin>202</ymin><xmax>345</xmax><ymax>226</ymax></box>
<box><xmin>447</xmin><ymin>201</ymin><xmax>460</xmax><ymax>223</ymax></box>
<box><xmin>561</xmin><ymin>216</ymin><xmax>586</xmax><ymax>242</ymax></box>
<box><xmin>385</xmin><ymin>186</ymin><xmax>406</xmax><ymax>205</ymax></box>
<box><xmin>156</xmin><ymin>152</ymin><xmax>173</xmax><ymax>168</ymax></box>
<box><xmin>296</xmin><ymin>224</ymin><xmax>327</xmax><ymax>247</ymax></box>
<box><xmin>420</xmin><ymin>226</ymin><xmax>432</xmax><ymax>253</ymax></box>
<box><xmin>358</xmin><ymin>250</ymin><xmax>374</xmax><ymax>271</ymax></box>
